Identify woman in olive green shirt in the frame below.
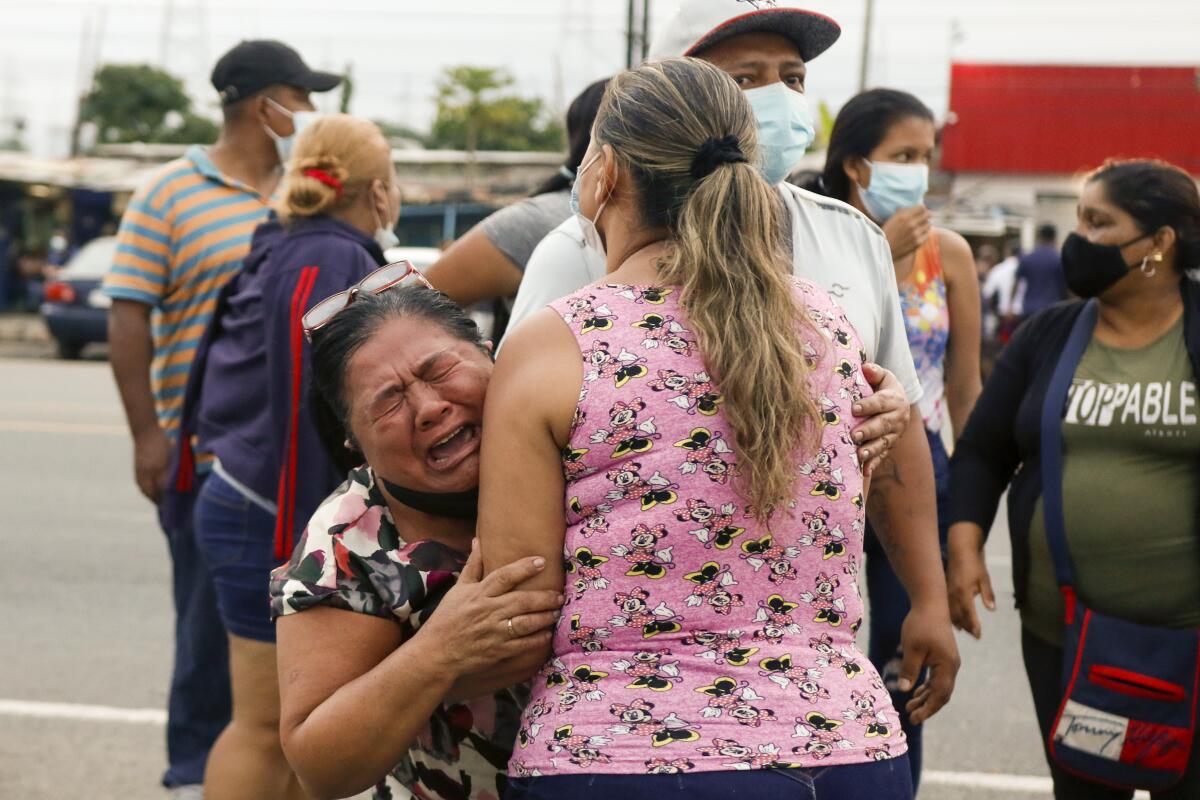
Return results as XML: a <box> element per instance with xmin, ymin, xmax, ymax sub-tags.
<box><xmin>946</xmin><ymin>158</ymin><xmax>1200</xmax><ymax>800</ymax></box>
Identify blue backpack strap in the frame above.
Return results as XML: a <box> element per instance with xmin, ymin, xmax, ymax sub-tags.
<box><xmin>1039</xmin><ymin>300</ymin><xmax>1099</xmax><ymax>588</ymax></box>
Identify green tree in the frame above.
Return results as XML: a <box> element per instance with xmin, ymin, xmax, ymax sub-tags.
<box><xmin>373</xmin><ymin>119</ymin><xmax>427</xmax><ymax>148</ymax></box>
<box><xmin>158</xmin><ymin>112</ymin><xmax>220</xmax><ymax>145</ymax></box>
<box><xmin>80</xmin><ymin>64</ymin><xmax>217</xmax><ymax>146</ymax></box>
<box><xmin>429</xmin><ymin>66</ymin><xmax>563</xmax><ymax>152</ymax></box>
<box><xmin>813</xmin><ymin>99</ymin><xmax>836</xmax><ymax>151</ymax></box>
<box><xmin>0</xmin><ymin>118</ymin><xmax>26</xmax><ymax>152</ymax></box>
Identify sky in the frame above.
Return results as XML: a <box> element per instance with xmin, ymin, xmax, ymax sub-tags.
<box><xmin>3</xmin><ymin>0</ymin><xmax>1200</xmax><ymax>157</ymax></box>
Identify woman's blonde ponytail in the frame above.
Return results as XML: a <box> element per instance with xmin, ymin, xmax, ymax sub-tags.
<box><xmin>595</xmin><ymin>58</ymin><xmax>822</xmax><ymax>520</ymax></box>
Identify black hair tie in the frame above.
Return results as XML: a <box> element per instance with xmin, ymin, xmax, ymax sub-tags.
<box><xmin>690</xmin><ymin>134</ymin><xmax>747</xmax><ymax>180</ymax></box>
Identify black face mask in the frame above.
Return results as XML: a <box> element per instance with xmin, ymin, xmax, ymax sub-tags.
<box><xmin>377</xmin><ymin>476</ymin><xmax>479</xmax><ymax>520</ymax></box>
<box><xmin>1061</xmin><ymin>231</ymin><xmax>1151</xmax><ymax>299</ymax></box>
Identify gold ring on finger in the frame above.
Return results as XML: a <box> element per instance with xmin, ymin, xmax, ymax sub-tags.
<box><xmin>506</xmin><ymin>618</ymin><xmax>516</xmax><ymax>638</ymax></box>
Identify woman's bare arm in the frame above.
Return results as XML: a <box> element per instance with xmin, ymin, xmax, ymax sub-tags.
<box><xmin>424</xmin><ymin>227</ymin><xmax>524</xmax><ymax>307</ymax></box>
<box><xmin>939</xmin><ymin>229</ymin><xmax>983</xmax><ymax>437</ymax></box>
<box><xmin>277</xmin><ymin>550</ymin><xmax>560</xmax><ymax>799</ymax></box>
<box><xmin>476</xmin><ymin>308</ymin><xmax>582</xmax><ymax>673</ymax></box>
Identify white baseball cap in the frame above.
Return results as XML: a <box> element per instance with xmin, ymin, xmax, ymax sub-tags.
<box><xmin>649</xmin><ymin>0</ymin><xmax>841</xmax><ymax>63</ymax></box>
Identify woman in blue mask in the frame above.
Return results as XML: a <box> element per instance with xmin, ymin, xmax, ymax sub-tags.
<box><xmin>811</xmin><ymin>87</ymin><xmax>982</xmax><ymax>792</ymax></box>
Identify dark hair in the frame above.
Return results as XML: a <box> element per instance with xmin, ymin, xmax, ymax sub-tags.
<box><xmin>533</xmin><ymin>77</ymin><xmax>612</xmax><ymax>196</ymax></box>
<box><xmin>1036</xmin><ymin>223</ymin><xmax>1057</xmax><ymax>244</ymax></box>
<box><xmin>1087</xmin><ymin>159</ymin><xmax>1200</xmax><ymax>273</ymax></box>
<box><xmin>308</xmin><ymin>286</ymin><xmax>487</xmax><ymax>470</ymax></box>
<box><xmin>814</xmin><ymin>88</ymin><xmax>934</xmax><ymax>203</ymax></box>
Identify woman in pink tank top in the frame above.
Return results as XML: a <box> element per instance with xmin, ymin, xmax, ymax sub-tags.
<box><xmin>478</xmin><ymin>58</ymin><xmax>915</xmax><ymax>800</ymax></box>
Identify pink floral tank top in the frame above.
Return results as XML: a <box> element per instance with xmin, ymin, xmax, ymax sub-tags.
<box><xmin>508</xmin><ymin>281</ymin><xmax>907</xmax><ymax>778</ymax></box>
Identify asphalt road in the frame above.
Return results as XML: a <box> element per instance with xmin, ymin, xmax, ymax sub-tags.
<box><xmin>0</xmin><ymin>353</ymin><xmax>1075</xmax><ymax>800</ymax></box>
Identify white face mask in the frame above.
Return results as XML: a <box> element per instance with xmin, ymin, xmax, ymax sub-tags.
<box><xmin>373</xmin><ymin>181</ymin><xmax>400</xmax><ymax>251</ymax></box>
<box><xmin>569</xmin><ymin>152</ymin><xmax>610</xmax><ymax>257</ymax></box>
<box><xmin>263</xmin><ymin>97</ymin><xmax>320</xmax><ymax>165</ymax></box>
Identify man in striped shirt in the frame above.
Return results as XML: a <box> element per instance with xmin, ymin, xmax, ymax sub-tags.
<box><xmin>103</xmin><ymin>40</ymin><xmax>339</xmax><ymax>796</ymax></box>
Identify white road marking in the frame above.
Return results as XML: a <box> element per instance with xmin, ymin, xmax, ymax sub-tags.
<box><xmin>0</xmin><ymin>419</ymin><xmax>126</xmax><ymax>436</ymax></box>
<box><xmin>0</xmin><ymin>699</ymin><xmax>166</xmax><ymax>725</ymax></box>
<box><xmin>922</xmin><ymin>770</ymin><xmax>1149</xmax><ymax>797</ymax></box>
<box><xmin>0</xmin><ymin>700</ymin><xmax>1151</xmax><ymax>798</ymax></box>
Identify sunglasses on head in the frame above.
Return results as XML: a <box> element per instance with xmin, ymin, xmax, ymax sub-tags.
<box><xmin>302</xmin><ymin>260</ymin><xmax>433</xmax><ymax>340</ymax></box>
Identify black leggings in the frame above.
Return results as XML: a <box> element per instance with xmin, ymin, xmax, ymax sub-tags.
<box><xmin>1021</xmin><ymin>627</ymin><xmax>1200</xmax><ymax>799</ymax></box>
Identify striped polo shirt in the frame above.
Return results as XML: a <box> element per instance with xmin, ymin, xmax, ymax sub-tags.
<box><xmin>103</xmin><ymin>146</ymin><xmax>271</xmax><ymax>437</ymax></box>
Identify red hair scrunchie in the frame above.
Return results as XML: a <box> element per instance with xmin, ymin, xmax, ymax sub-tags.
<box><xmin>302</xmin><ymin>168</ymin><xmax>344</xmax><ymax>197</ymax></box>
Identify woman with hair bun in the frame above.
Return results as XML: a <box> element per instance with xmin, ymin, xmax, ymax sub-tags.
<box><xmin>165</xmin><ymin>113</ymin><xmax>401</xmax><ymax>799</ymax></box>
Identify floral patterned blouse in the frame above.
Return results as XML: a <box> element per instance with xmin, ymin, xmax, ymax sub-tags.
<box><xmin>509</xmin><ymin>281</ymin><xmax>905</xmax><ymax>778</ymax></box>
<box><xmin>271</xmin><ymin>467</ymin><xmax>527</xmax><ymax>800</ymax></box>
<box><xmin>899</xmin><ymin>231</ymin><xmax>950</xmax><ymax>433</ymax></box>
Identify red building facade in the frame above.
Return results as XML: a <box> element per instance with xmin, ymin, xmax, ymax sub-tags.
<box><xmin>940</xmin><ymin>64</ymin><xmax>1200</xmax><ymax>175</ymax></box>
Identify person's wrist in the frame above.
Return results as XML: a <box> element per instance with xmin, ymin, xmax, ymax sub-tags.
<box><xmin>947</xmin><ymin>524</ymin><xmax>984</xmax><ymax>553</ymax></box>
<box><xmin>410</xmin><ymin>623</ymin><xmax>468</xmax><ymax>681</ymax></box>
<box><xmin>905</xmin><ymin>579</ymin><xmax>951</xmax><ymax>616</ymax></box>
<box><xmin>908</xmin><ymin>597</ymin><xmax>952</xmax><ymax>621</ymax></box>
<box><xmin>132</xmin><ymin>423</ymin><xmax>163</xmax><ymax>443</ymax></box>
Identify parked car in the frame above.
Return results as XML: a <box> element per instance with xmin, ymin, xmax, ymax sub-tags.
<box><xmin>40</xmin><ymin>236</ymin><xmax>116</xmax><ymax>359</ymax></box>
<box><xmin>383</xmin><ymin>245</ymin><xmax>441</xmax><ymax>270</ymax></box>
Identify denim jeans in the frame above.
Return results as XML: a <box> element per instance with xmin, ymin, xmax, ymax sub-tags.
<box><xmin>504</xmin><ymin>757</ymin><xmax>914</xmax><ymax>800</ymax></box>
<box><xmin>159</xmin><ymin>485</ymin><xmax>232</xmax><ymax>787</ymax></box>
<box><xmin>193</xmin><ymin>472</ymin><xmax>280</xmax><ymax>642</ymax></box>
<box><xmin>862</xmin><ymin>427</ymin><xmax>951</xmax><ymax>794</ymax></box>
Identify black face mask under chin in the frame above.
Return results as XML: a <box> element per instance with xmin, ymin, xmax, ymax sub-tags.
<box><xmin>377</xmin><ymin>475</ymin><xmax>479</xmax><ymax>521</ymax></box>
<box><xmin>1061</xmin><ymin>231</ymin><xmax>1152</xmax><ymax>299</ymax></box>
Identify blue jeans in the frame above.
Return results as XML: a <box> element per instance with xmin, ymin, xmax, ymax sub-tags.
<box><xmin>159</xmin><ymin>489</ymin><xmax>232</xmax><ymax>787</ymax></box>
<box><xmin>504</xmin><ymin>757</ymin><xmax>913</xmax><ymax>800</ymax></box>
<box><xmin>193</xmin><ymin>472</ymin><xmax>280</xmax><ymax>642</ymax></box>
<box><xmin>862</xmin><ymin>427</ymin><xmax>950</xmax><ymax>794</ymax></box>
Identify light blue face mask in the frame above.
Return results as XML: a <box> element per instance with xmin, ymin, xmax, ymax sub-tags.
<box><xmin>859</xmin><ymin>160</ymin><xmax>930</xmax><ymax>222</ymax></box>
<box><xmin>743</xmin><ymin>83</ymin><xmax>815</xmax><ymax>185</ymax></box>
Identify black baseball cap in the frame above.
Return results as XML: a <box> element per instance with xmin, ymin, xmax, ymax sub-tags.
<box><xmin>211</xmin><ymin>40</ymin><xmax>342</xmax><ymax>106</ymax></box>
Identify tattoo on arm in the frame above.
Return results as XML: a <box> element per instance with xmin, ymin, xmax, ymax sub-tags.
<box><xmin>866</xmin><ymin>457</ymin><xmax>908</xmax><ymax>562</ymax></box>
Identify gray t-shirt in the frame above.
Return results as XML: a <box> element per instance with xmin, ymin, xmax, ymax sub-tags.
<box><xmin>478</xmin><ymin>189</ymin><xmax>571</xmax><ymax>271</ymax></box>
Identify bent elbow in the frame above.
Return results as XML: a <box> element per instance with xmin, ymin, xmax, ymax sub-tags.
<box><xmin>280</xmin><ymin>727</ymin><xmax>358</xmax><ymax>800</ymax></box>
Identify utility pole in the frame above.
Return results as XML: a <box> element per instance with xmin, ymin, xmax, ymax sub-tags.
<box><xmin>641</xmin><ymin>0</ymin><xmax>652</xmax><ymax>60</ymax></box>
<box><xmin>626</xmin><ymin>0</ymin><xmax>637</xmax><ymax>68</ymax></box>
<box><xmin>70</xmin><ymin>9</ymin><xmax>105</xmax><ymax>157</ymax></box>
<box><xmin>858</xmin><ymin>0</ymin><xmax>875</xmax><ymax>92</ymax></box>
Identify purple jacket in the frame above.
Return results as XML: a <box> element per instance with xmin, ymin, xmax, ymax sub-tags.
<box><xmin>168</xmin><ymin>215</ymin><xmax>385</xmax><ymax>558</ymax></box>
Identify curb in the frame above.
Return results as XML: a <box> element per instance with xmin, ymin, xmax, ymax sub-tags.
<box><xmin>0</xmin><ymin>314</ymin><xmax>51</xmax><ymax>344</ymax></box>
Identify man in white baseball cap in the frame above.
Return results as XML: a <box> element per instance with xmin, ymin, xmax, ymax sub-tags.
<box><xmin>509</xmin><ymin>7</ymin><xmax>956</xmax><ymax>777</ymax></box>
<box><xmin>650</xmin><ymin>3</ymin><xmax>954</xmax><ymax>791</ymax></box>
